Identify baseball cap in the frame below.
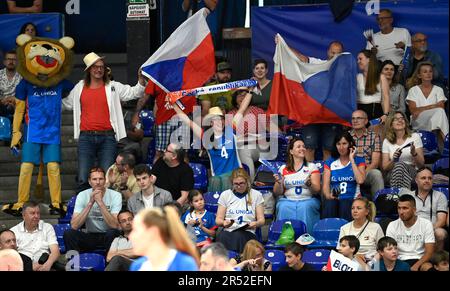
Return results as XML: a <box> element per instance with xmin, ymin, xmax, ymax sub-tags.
<box><xmin>217</xmin><ymin>61</ymin><xmax>232</xmax><ymax>72</ymax></box>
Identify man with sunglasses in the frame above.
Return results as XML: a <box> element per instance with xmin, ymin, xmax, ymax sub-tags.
<box><xmin>366</xmin><ymin>9</ymin><xmax>411</xmax><ymax>65</ymax></box>
<box><xmin>63</xmin><ymin>167</ymin><xmax>122</xmax><ymax>254</ymax></box>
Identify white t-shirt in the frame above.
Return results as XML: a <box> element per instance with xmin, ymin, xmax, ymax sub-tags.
<box><xmin>338</xmin><ymin>221</ymin><xmax>384</xmax><ymax>260</ymax></box>
<box><xmin>279</xmin><ymin>163</ymin><xmax>319</xmax><ymax>201</ymax></box>
<box><xmin>366</xmin><ymin>27</ymin><xmax>411</xmax><ymax>65</ymax></box>
<box><xmin>382</xmin><ymin>133</ymin><xmax>423</xmax><ymax>166</ymax></box>
<box><xmin>386</xmin><ymin>216</ymin><xmax>435</xmax><ymax>261</ymax></box>
<box><xmin>308</xmin><ymin>57</ymin><xmax>326</xmax><ymax>65</ymax></box>
<box><xmin>406</xmin><ymin>85</ymin><xmax>447</xmax><ymax>107</ymax></box>
<box><xmin>218</xmin><ymin>189</ymin><xmax>264</xmax><ymax>234</ymax></box>
<box><xmin>142</xmin><ymin>193</ymin><xmax>154</xmax><ymax>209</ymax></box>
<box><xmin>357</xmin><ymin>73</ymin><xmax>382</xmax><ymax>104</ymax></box>
<box><xmin>11</xmin><ymin>220</ymin><xmax>58</xmax><ymax>262</ymax></box>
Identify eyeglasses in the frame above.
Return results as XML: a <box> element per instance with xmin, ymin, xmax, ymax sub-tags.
<box><xmin>164</xmin><ymin>148</ymin><xmax>174</xmax><ymax>154</ymax></box>
<box><xmin>92</xmin><ymin>65</ymin><xmax>105</xmax><ymax>70</ymax></box>
<box><xmin>393</xmin><ymin>117</ymin><xmax>405</xmax><ymax>122</ymax></box>
<box><xmin>351</xmin><ymin>117</ymin><xmax>366</xmax><ymax>121</ymax></box>
<box><xmin>413</xmin><ymin>38</ymin><xmax>427</xmax><ymax>43</ymax></box>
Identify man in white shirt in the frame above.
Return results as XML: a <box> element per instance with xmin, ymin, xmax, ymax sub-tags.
<box><xmin>386</xmin><ymin>194</ymin><xmax>435</xmax><ymax>271</ymax></box>
<box><xmin>10</xmin><ymin>201</ymin><xmax>60</xmax><ymax>271</ymax></box>
<box><xmin>402</xmin><ymin>167</ymin><xmax>448</xmax><ymax>251</ymax></box>
<box><xmin>366</xmin><ymin>9</ymin><xmax>411</xmax><ymax>65</ymax></box>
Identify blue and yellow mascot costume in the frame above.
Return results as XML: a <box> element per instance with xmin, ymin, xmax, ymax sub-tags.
<box><xmin>2</xmin><ymin>34</ymin><xmax>75</xmax><ymax>216</ymax></box>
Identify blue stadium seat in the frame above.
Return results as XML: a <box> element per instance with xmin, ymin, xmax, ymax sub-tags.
<box><xmin>228</xmin><ymin>250</ymin><xmax>239</xmax><ymax>260</ymax></box>
<box><xmin>432</xmin><ymin>157</ymin><xmax>449</xmax><ymax>186</ymax></box>
<box><xmin>264</xmin><ymin>249</ymin><xmax>286</xmax><ymax>271</ymax></box>
<box><xmin>308</xmin><ymin>218</ymin><xmax>348</xmax><ymax>249</ymax></box>
<box><xmin>302</xmin><ymin>249</ymin><xmax>331</xmax><ymax>271</ymax></box>
<box><xmin>418</xmin><ymin>130</ymin><xmax>440</xmax><ymax>163</ymax></box>
<box><xmin>67</xmin><ymin>253</ymin><xmax>106</xmax><ymax>271</ymax></box>
<box><xmin>433</xmin><ymin>187</ymin><xmax>449</xmax><ymax>200</ymax></box>
<box><xmin>265</xmin><ymin>219</ymin><xmax>307</xmax><ymax>250</ymax></box>
<box><xmin>0</xmin><ymin>116</ymin><xmax>11</xmax><ymax>141</ymax></box>
<box><xmin>443</xmin><ymin>134</ymin><xmax>449</xmax><ymax>157</ymax></box>
<box><xmin>204</xmin><ymin>191</ymin><xmax>221</xmax><ymax>214</ymax></box>
<box><xmin>53</xmin><ymin>223</ymin><xmax>71</xmax><ymax>253</ymax></box>
<box><xmin>58</xmin><ymin>195</ymin><xmax>77</xmax><ymax>224</ymax></box>
<box><xmin>312</xmin><ymin>160</ymin><xmax>325</xmax><ymax>174</ymax></box>
<box><xmin>139</xmin><ymin>110</ymin><xmax>154</xmax><ymax>137</ymax></box>
<box><xmin>373</xmin><ymin>188</ymin><xmax>400</xmax><ymax>219</ymax></box>
<box><xmin>190</xmin><ymin>162</ymin><xmax>208</xmax><ymax>191</ymax></box>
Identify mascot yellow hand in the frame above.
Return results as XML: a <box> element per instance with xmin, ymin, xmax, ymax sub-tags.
<box><xmin>10</xmin><ymin>99</ymin><xmax>25</xmax><ymax>148</ymax></box>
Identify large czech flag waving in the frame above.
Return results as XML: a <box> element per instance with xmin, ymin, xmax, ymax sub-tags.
<box><xmin>268</xmin><ymin>34</ymin><xmax>357</xmax><ymax>127</ymax></box>
<box><xmin>140</xmin><ymin>8</ymin><xmax>215</xmax><ymax>123</ymax></box>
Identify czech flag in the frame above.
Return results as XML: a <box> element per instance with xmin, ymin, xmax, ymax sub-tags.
<box><xmin>268</xmin><ymin>35</ymin><xmax>357</xmax><ymax>127</ymax></box>
<box><xmin>140</xmin><ymin>8</ymin><xmax>215</xmax><ymax>122</ymax></box>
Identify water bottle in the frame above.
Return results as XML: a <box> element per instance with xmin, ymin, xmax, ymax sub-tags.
<box><xmin>369</xmin><ymin>118</ymin><xmax>381</xmax><ymax>126</ymax></box>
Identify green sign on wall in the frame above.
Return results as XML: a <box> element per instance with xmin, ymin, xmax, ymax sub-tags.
<box><xmin>129</xmin><ymin>0</ymin><xmax>146</xmax><ymax>4</ymax></box>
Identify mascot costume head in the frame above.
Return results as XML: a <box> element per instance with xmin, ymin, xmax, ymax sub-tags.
<box><xmin>2</xmin><ymin>34</ymin><xmax>75</xmax><ymax>216</ymax></box>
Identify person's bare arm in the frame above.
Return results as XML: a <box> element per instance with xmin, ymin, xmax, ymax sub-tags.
<box><xmin>380</xmin><ymin>74</ymin><xmax>390</xmax><ymax>123</ymax></box>
<box><xmin>7</xmin><ymin>0</ymin><xmax>42</xmax><ymax>13</ymax></box>
<box><xmin>274</xmin><ymin>34</ymin><xmax>309</xmax><ymax>62</ymax></box>
<box><xmin>216</xmin><ymin>205</ymin><xmax>233</xmax><ymax>228</ymax></box>
<box><xmin>173</xmin><ymin>101</ymin><xmax>203</xmax><ymax>139</ymax></box>
<box><xmin>232</xmin><ymin>91</ymin><xmax>252</xmax><ymax>127</ymax></box>
<box><xmin>408</xmin><ymin>100</ymin><xmax>445</xmax><ymax>120</ymax></box>
<box><xmin>70</xmin><ymin>197</ymin><xmax>95</xmax><ymax>230</ymax></box>
<box><xmin>322</xmin><ymin>168</ymin><xmax>333</xmax><ymax>199</ymax></box>
<box><xmin>367</xmin><ymin>151</ymin><xmax>381</xmax><ymax>171</ymax></box>
<box><xmin>177</xmin><ymin>190</ymin><xmax>189</xmax><ymax>206</ymax></box>
<box><xmin>434</xmin><ymin>212</ymin><xmax>447</xmax><ymax>229</ymax></box>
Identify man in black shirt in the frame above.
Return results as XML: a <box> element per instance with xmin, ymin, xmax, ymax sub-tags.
<box><xmin>152</xmin><ymin>143</ymin><xmax>194</xmax><ymax>206</ymax></box>
<box><xmin>279</xmin><ymin>242</ymin><xmax>316</xmax><ymax>271</ymax></box>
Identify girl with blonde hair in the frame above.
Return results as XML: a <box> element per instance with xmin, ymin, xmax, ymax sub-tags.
<box><xmin>216</xmin><ymin>168</ymin><xmax>265</xmax><ymax>253</ymax></box>
<box><xmin>129</xmin><ymin>206</ymin><xmax>199</xmax><ymax>271</ymax></box>
<box><xmin>230</xmin><ymin>239</ymin><xmax>272</xmax><ymax>271</ymax></box>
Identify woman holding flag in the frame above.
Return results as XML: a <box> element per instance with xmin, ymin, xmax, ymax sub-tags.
<box><xmin>173</xmin><ymin>89</ymin><xmax>254</xmax><ymax>192</ymax></box>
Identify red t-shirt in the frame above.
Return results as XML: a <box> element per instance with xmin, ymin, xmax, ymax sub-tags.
<box><xmin>80</xmin><ymin>86</ymin><xmax>113</xmax><ymax>131</ymax></box>
<box><xmin>145</xmin><ymin>81</ymin><xmax>197</xmax><ymax>125</ymax></box>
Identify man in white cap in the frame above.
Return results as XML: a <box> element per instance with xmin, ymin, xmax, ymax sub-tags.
<box><xmin>63</xmin><ymin>52</ymin><xmax>147</xmax><ymax>193</ymax></box>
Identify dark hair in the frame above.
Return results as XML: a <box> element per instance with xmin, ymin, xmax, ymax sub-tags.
<box><xmin>22</xmin><ymin>201</ymin><xmax>40</xmax><ymax>212</ymax></box>
<box><xmin>286</xmin><ymin>137</ymin><xmax>308</xmax><ymax>171</ymax></box>
<box><xmin>380</xmin><ymin>60</ymin><xmax>399</xmax><ymax>86</ymax></box>
<box><xmin>416</xmin><ymin>166</ymin><xmax>432</xmax><ymax>176</ymax></box>
<box><xmin>284</xmin><ymin>242</ymin><xmax>305</xmax><ymax>257</ymax></box>
<box><xmin>163</xmin><ymin>201</ymin><xmax>183</xmax><ymax>216</ymax></box>
<box><xmin>19</xmin><ymin>22</ymin><xmax>37</xmax><ymax>36</ymax></box>
<box><xmin>4</xmin><ymin>50</ymin><xmax>16</xmax><ymax>56</ymax></box>
<box><xmin>231</xmin><ymin>89</ymin><xmax>249</xmax><ymax>109</ymax></box>
<box><xmin>187</xmin><ymin>189</ymin><xmax>204</xmax><ymax>213</ymax></box>
<box><xmin>358</xmin><ymin>49</ymin><xmax>380</xmax><ymax>95</ymax></box>
<box><xmin>117</xmin><ymin>209</ymin><xmax>133</xmax><ymax>222</ymax></box>
<box><xmin>340</xmin><ymin>235</ymin><xmax>360</xmax><ymax>255</ymax></box>
<box><xmin>431</xmin><ymin>250</ymin><xmax>449</xmax><ymax>266</ymax></box>
<box><xmin>379</xmin><ymin>8</ymin><xmax>393</xmax><ymax>16</ymax></box>
<box><xmin>377</xmin><ymin>236</ymin><xmax>398</xmax><ymax>252</ymax></box>
<box><xmin>398</xmin><ymin>194</ymin><xmax>416</xmax><ymax>207</ymax></box>
<box><xmin>83</xmin><ymin>59</ymin><xmax>111</xmax><ymax>87</ymax></box>
<box><xmin>119</xmin><ymin>152</ymin><xmax>136</xmax><ymax>169</ymax></box>
<box><xmin>200</xmin><ymin>242</ymin><xmax>229</xmax><ymax>260</ymax></box>
<box><xmin>133</xmin><ymin>164</ymin><xmax>152</xmax><ymax>177</ymax></box>
<box><xmin>88</xmin><ymin>167</ymin><xmax>105</xmax><ymax>179</ymax></box>
<box><xmin>331</xmin><ymin>131</ymin><xmax>355</xmax><ymax>159</ymax></box>
<box><xmin>253</xmin><ymin>58</ymin><xmax>267</xmax><ymax>69</ymax></box>
<box><xmin>329</xmin><ymin>41</ymin><xmax>344</xmax><ymax>50</ymax></box>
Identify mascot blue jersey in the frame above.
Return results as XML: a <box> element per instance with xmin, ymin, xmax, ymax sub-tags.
<box><xmin>16</xmin><ymin>79</ymin><xmax>74</xmax><ymax>145</ymax></box>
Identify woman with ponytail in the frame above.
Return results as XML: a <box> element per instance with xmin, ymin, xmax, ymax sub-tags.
<box><xmin>356</xmin><ymin>49</ymin><xmax>391</xmax><ymax>126</ymax></box>
<box><xmin>129</xmin><ymin>206</ymin><xmax>199</xmax><ymax>271</ymax></box>
<box><xmin>338</xmin><ymin>197</ymin><xmax>384</xmax><ymax>262</ymax></box>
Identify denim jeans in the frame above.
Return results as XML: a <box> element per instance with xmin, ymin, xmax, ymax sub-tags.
<box><xmin>77</xmin><ymin>133</ymin><xmax>117</xmax><ymax>192</ymax></box>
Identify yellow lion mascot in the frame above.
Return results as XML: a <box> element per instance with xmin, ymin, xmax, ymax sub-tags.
<box><xmin>2</xmin><ymin>34</ymin><xmax>75</xmax><ymax>216</ymax></box>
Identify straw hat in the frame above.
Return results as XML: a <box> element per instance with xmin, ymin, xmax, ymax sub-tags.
<box><xmin>83</xmin><ymin>52</ymin><xmax>105</xmax><ymax>71</ymax></box>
